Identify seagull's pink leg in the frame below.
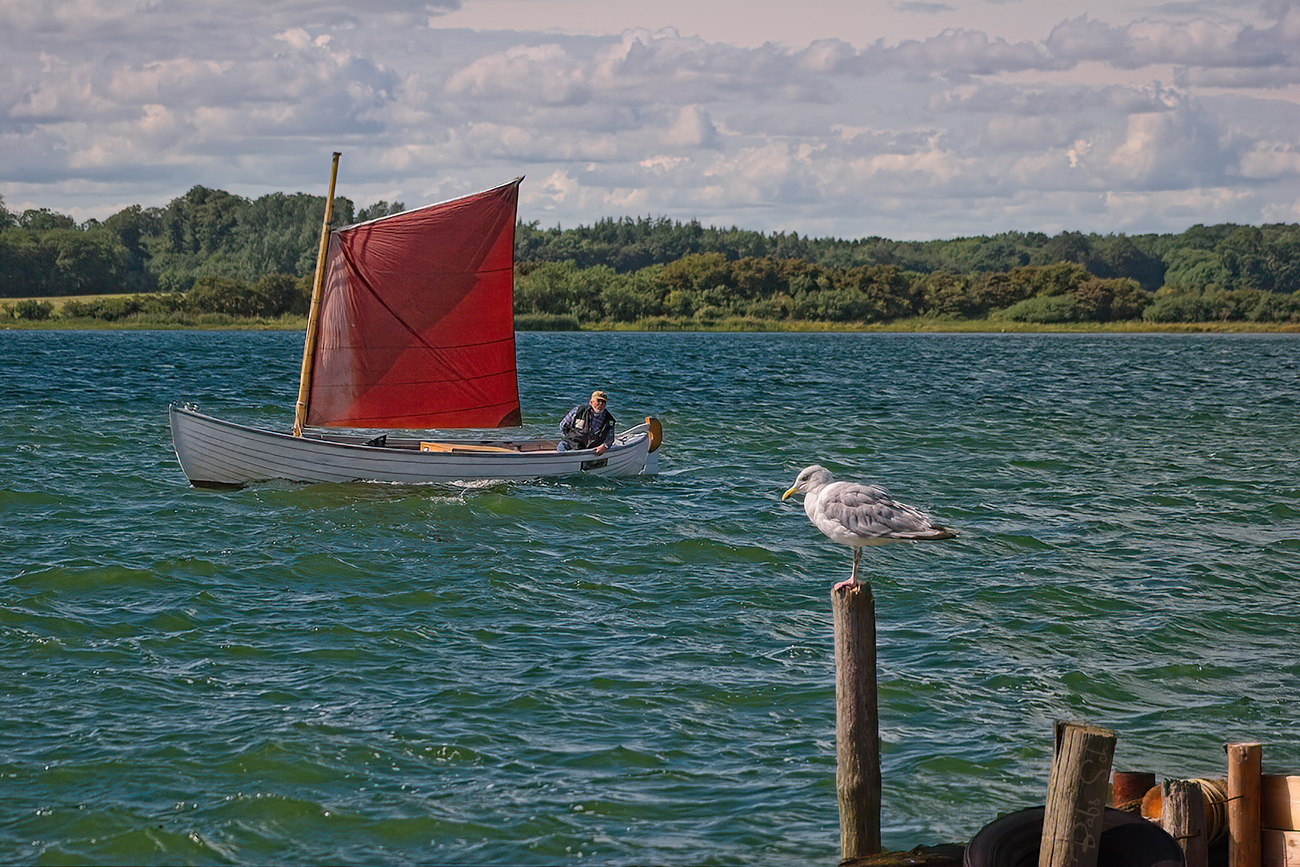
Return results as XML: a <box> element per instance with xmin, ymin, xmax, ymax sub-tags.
<box><xmin>833</xmin><ymin>547</ymin><xmax>862</xmax><ymax>592</ymax></box>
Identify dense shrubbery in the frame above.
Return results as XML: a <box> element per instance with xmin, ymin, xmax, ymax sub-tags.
<box><xmin>8</xmin><ymin>258</ymin><xmax>1297</xmax><ymax>327</ymax></box>
<box><xmin>4</xmin><ymin>273</ymin><xmax>312</xmax><ymax>324</ymax></box>
<box><xmin>2</xmin><ymin>189</ymin><xmax>1299</xmax><ymax>326</ymax></box>
<box><xmin>1</xmin><ymin>299</ymin><xmax>55</xmax><ymax>320</ymax></box>
<box><xmin>510</xmin><ymin>256</ymin><xmax>1170</xmax><ymax>325</ymax></box>
<box><xmin>1143</xmin><ymin>287</ymin><xmax>1300</xmax><ymax>323</ymax></box>
<box><xmin>184</xmin><ymin>273</ymin><xmax>309</xmax><ymax>318</ymax></box>
<box><xmin>513</xmin><ymin>313</ymin><xmax>582</xmax><ymax>331</ymax></box>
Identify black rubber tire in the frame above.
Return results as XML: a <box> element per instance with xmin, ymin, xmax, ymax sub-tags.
<box><xmin>963</xmin><ymin>806</ymin><xmax>1184</xmax><ymax>867</ymax></box>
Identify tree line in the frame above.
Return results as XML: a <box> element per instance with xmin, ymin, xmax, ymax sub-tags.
<box><xmin>3</xmin><ymin>188</ymin><xmax>1299</xmax><ymax>326</ymax></box>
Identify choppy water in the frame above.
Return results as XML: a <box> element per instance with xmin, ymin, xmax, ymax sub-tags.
<box><xmin>2</xmin><ymin>329</ymin><xmax>1298</xmax><ymax>865</ymax></box>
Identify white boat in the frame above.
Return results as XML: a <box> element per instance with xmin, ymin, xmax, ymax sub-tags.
<box><xmin>169</xmin><ymin>154</ymin><xmax>663</xmax><ymax>488</ymax></box>
<box><xmin>169</xmin><ymin>404</ymin><xmax>661</xmax><ymax>487</ymax></box>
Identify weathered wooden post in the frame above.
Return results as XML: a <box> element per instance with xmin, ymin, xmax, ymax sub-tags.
<box><xmin>1039</xmin><ymin>721</ymin><xmax>1116</xmax><ymax>867</ymax></box>
<box><xmin>1226</xmin><ymin>742</ymin><xmax>1262</xmax><ymax>867</ymax></box>
<box><xmin>1163</xmin><ymin>779</ymin><xmax>1210</xmax><ymax>867</ymax></box>
<box><xmin>832</xmin><ymin>582</ymin><xmax>881</xmax><ymax>860</ymax></box>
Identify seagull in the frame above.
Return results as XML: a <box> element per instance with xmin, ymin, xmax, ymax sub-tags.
<box><xmin>782</xmin><ymin>464</ymin><xmax>956</xmax><ymax>591</ymax></box>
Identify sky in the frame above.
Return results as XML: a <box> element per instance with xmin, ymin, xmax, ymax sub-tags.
<box><xmin>2</xmin><ymin>0</ymin><xmax>1299</xmax><ymax>241</ymax></box>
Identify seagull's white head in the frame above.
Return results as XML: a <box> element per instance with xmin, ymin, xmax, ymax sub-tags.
<box><xmin>782</xmin><ymin>464</ymin><xmax>834</xmax><ymax>500</ymax></box>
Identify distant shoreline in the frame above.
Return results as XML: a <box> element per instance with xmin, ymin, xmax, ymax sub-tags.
<box><xmin>4</xmin><ymin>316</ymin><xmax>1298</xmax><ymax>334</ymax></box>
<box><xmin>7</xmin><ymin>290</ymin><xmax>1300</xmax><ymax>335</ymax></box>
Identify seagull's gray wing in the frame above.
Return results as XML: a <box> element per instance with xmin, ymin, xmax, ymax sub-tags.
<box><xmin>819</xmin><ymin>482</ymin><xmax>952</xmax><ymax>541</ymax></box>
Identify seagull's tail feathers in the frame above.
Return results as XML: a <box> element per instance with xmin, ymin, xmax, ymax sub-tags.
<box><xmin>908</xmin><ymin>525</ymin><xmax>958</xmax><ymax>542</ymax></box>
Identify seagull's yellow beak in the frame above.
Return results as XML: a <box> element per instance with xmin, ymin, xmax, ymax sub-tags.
<box><xmin>781</xmin><ymin>486</ymin><xmax>798</xmax><ymax>500</ymax></box>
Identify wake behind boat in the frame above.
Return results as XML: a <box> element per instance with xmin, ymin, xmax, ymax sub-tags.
<box><xmin>168</xmin><ymin>153</ymin><xmax>663</xmax><ymax>487</ymax></box>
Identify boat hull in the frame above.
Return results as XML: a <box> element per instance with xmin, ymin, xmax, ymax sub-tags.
<box><xmin>169</xmin><ymin>405</ymin><xmax>658</xmax><ymax>487</ymax></box>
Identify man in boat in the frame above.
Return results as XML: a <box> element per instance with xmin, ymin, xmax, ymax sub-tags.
<box><xmin>558</xmin><ymin>390</ymin><xmax>616</xmax><ymax>455</ymax></box>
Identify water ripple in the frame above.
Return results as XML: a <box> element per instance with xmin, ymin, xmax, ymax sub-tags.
<box><xmin>2</xmin><ymin>330</ymin><xmax>1299</xmax><ymax>864</ymax></box>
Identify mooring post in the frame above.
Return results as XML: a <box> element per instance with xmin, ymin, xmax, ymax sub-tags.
<box><xmin>1226</xmin><ymin>742</ymin><xmax>1262</xmax><ymax>867</ymax></box>
<box><xmin>1039</xmin><ymin>721</ymin><xmax>1116</xmax><ymax>867</ymax></box>
<box><xmin>1163</xmin><ymin>779</ymin><xmax>1210</xmax><ymax>867</ymax></box>
<box><xmin>832</xmin><ymin>582</ymin><xmax>881</xmax><ymax>860</ymax></box>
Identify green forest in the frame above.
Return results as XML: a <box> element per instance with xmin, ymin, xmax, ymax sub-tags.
<box><xmin>3</xmin><ymin>186</ymin><xmax>1300</xmax><ymax>327</ymax></box>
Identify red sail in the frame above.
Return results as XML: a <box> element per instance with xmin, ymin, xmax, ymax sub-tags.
<box><xmin>306</xmin><ymin>179</ymin><xmax>523</xmax><ymax>429</ymax></box>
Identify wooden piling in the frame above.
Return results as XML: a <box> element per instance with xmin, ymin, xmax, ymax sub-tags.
<box><xmin>1039</xmin><ymin>721</ymin><xmax>1116</xmax><ymax>867</ymax></box>
<box><xmin>1227</xmin><ymin>742</ymin><xmax>1262</xmax><ymax>867</ymax></box>
<box><xmin>832</xmin><ymin>582</ymin><xmax>881</xmax><ymax>861</ymax></box>
<box><xmin>1163</xmin><ymin>779</ymin><xmax>1210</xmax><ymax>867</ymax></box>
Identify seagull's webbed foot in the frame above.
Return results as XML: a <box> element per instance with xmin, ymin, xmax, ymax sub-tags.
<box><xmin>832</xmin><ymin>577</ymin><xmax>859</xmax><ymax>593</ymax></box>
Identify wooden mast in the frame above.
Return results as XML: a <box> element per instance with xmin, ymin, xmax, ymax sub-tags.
<box><xmin>293</xmin><ymin>151</ymin><xmax>341</xmax><ymax>437</ymax></box>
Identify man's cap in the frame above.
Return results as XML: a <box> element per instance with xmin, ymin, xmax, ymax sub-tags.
<box><xmin>591</xmin><ymin>390</ymin><xmax>608</xmax><ymax>401</ymax></box>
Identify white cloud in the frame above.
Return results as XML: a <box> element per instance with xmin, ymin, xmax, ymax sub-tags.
<box><xmin>1045</xmin><ymin>9</ymin><xmax>1300</xmax><ymax>70</ymax></box>
<box><xmin>447</xmin><ymin>44</ymin><xmax>593</xmax><ymax>105</ymax></box>
<box><xmin>664</xmin><ymin>105</ymin><xmax>719</xmax><ymax>148</ymax></box>
<box><xmin>1</xmin><ymin>0</ymin><xmax>1299</xmax><ymax>238</ymax></box>
<box><xmin>1238</xmin><ymin>140</ymin><xmax>1300</xmax><ymax>178</ymax></box>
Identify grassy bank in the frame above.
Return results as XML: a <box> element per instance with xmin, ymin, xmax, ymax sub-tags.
<box><xmin>599</xmin><ymin>316</ymin><xmax>1300</xmax><ymax>334</ymax></box>
<box><xmin>3</xmin><ymin>315</ymin><xmax>309</xmax><ymax>332</ymax></box>
<box><xmin>3</xmin><ymin>294</ymin><xmax>1298</xmax><ymax>334</ymax></box>
<box><xmin>1</xmin><ymin>295</ymin><xmax>308</xmax><ymax>331</ymax></box>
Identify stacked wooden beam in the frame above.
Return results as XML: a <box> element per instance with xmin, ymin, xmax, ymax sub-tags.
<box><xmin>1262</xmin><ymin>775</ymin><xmax>1300</xmax><ymax>867</ymax></box>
